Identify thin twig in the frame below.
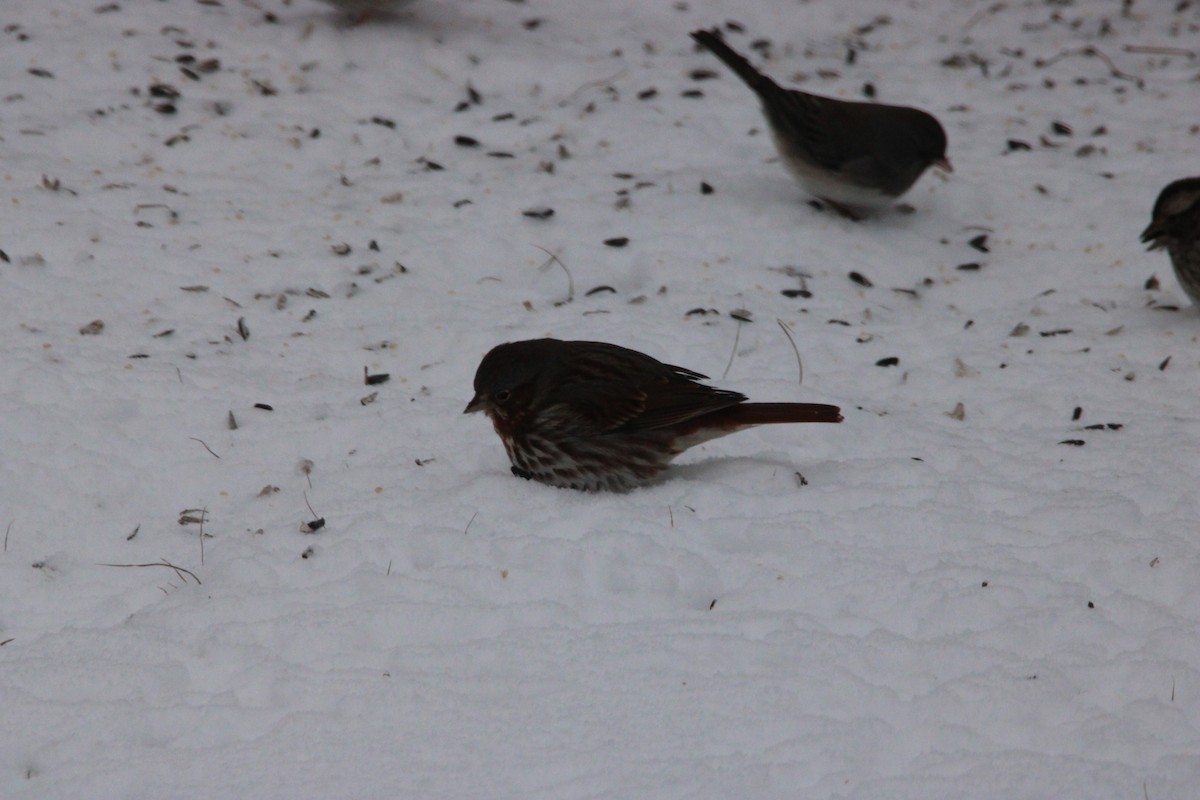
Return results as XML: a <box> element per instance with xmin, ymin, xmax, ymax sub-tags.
<box><xmin>302</xmin><ymin>459</ymin><xmax>313</xmax><ymax>489</ymax></box>
<box><xmin>1036</xmin><ymin>46</ymin><xmax>1143</xmax><ymax>88</ymax></box>
<box><xmin>1084</xmin><ymin>45</ymin><xmax>1143</xmax><ymax>87</ymax></box>
<box><xmin>961</xmin><ymin>1</ymin><xmax>1005</xmax><ymax>34</ymax></box>
<box><xmin>189</xmin><ymin>437</ymin><xmax>221</xmax><ymax>458</ymax></box>
<box><xmin>98</xmin><ymin>559</ymin><xmax>202</xmax><ymax>585</ymax></box>
<box><xmin>1122</xmin><ymin>44</ymin><xmax>1196</xmax><ymax>58</ymax></box>
<box><xmin>303</xmin><ymin>491</ymin><xmax>319</xmax><ymax>519</ymax></box>
<box><xmin>464</xmin><ymin>511</ymin><xmax>478</xmax><ymax>535</ymax></box>
<box><xmin>199</xmin><ymin>506</ymin><xmax>207</xmax><ymax>566</ymax></box>
<box><xmin>3</xmin><ymin>520</ymin><xmax>11</xmax><ymax>552</ymax></box>
<box><xmin>561</xmin><ymin>68</ymin><xmax>628</xmax><ymax>105</ymax></box>
<box><xmin>776</xmin><ymin>319</ymin><xmax>804</xmax><ymax>385</ymax></box>
<box><xmin>533</xmin><ymin>245</ymin><xmax>573</xmax><ymax>305</ymax></box>
<box><xmin>721</xmin><ymin>320</ymin><xmax>743</xmax><ymax>381</ymax></box>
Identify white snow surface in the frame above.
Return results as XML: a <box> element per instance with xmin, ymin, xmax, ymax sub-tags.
<box><xmin>2</xmin><ymin>0</ymin><xmax>1199</xmax><ymax>797</ymax></box>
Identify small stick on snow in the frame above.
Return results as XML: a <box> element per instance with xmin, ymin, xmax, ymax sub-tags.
<box><xmin>721</xmin><ymin>319</ymin><xmax>743</xmax><ymax>381</ymax></box>
<box><xmin>300</xmin><ymin>492</ymin><xmax>325</xmax><ymax>533</ymax></box>
<box><xmin>533</xmin><ymin>245</ymin><xmax>573</xmax><ymax>305</ymax></box>
<box><xmin>1035</xmin><ymin>46</ymin><xmax>1143</xmax><ymax>88</ymax></box>
<box><xmin>961</xmin><ymin>2</ymin><xmax>1004</xmax><ymax>34</ymax></box>
<box><xmin>776</xmin><ymin>319</ymin><xmax>804</xmax><ymax>385</ymax></box>
<box><xmin>98</xmin><ymin>559</ymin><xmax>202</xmax><ymax>585</ymax></box>
<box><xmin>190</xmin><ymin>437</ymin><xmax>221</xmax><ymax>459</ymax></box>
<box><xmin>561</xmin><ymin>69</ymin><xmax>628</xmax><ymax>105</ymax></box>
<box><xmin>1122</xmin><ymin>44</ymin><xmax>1196</xmax><ymax>58</ymax></box>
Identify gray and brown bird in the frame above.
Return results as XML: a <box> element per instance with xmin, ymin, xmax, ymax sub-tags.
<box><xmin>1141</xmin><ymin>177</ymin><xmax>1200</xmax><ymax>309</ymax></box>
<box><xmin>465</xmin><ymin>338</ymin><xmax>842</xmax><ymax>491</ymax></box>
<box><xmin>690</xmin><ymin>27</ymin><xmax>951</xmax><ymax>219</ymax></box>
<box><xmin>314</xmin><ymin>0</ymin><xmax>413</xmax><ymax>24</ymax></box>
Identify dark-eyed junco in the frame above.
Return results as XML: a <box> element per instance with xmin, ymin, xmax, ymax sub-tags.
<box><xmin>1141</xmin><ymin>177</ymin><xmax>1200</xmax><ymax>309</ymax></box>
<box><xmin>314</xmin><ymin>0</ymin><xmax>412</xmax><ymax>24</ymax></box>
<box><xmin>690</xmin><ymin>27</ymin><xmax>951</xmax><ymax>219</ymax></box>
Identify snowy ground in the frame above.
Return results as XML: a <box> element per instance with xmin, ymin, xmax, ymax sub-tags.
<box><xmin>2</xmin><ymin>0</ymin><xmax>1199</xmax><ymax>797</ymax></box>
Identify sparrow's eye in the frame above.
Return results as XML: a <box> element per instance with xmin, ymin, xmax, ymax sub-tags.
<box><xmin>494</xmin><ymin>389</ymin><xmax>512</xmax><ymax>403</ymax></box>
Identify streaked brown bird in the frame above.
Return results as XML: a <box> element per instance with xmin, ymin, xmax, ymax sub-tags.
<box><xmin>1141</xmin><ymin>176</ymin><xmax>1200</xmax><ymax>309</ymax></box>
<box><xmin>464</xmin><ymin>338</ymin><xmax>843</xmax><ymax>491</ymax></box>
<box><xmin>690</xmin><ymin>27</ymin><xmax>951</xmax><ymax>219</ymax></box>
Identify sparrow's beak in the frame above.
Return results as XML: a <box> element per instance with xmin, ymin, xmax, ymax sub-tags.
<box><xmin>464</xmin><ymin>392</ymin><xmax>486</xmax><ymax>414</ymax></box>
<box><xmin>934</xmin><ymin>157</ymin><xmax>953</xmax><ymax>173</ymax></box>
<box><xmin>1140</xmin><ymin>221</ymin><xmax>1164</xmax><ymax>249</ymax></box>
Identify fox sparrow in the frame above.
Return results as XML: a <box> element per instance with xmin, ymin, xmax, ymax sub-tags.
<box><xmin>464</xmin><ymin>338</ymin><xmax>843</xmax><ymax>491</ymax></box>
<box><xmin>690</xmin><ymin>27</ymin><xmax>951</xmax><ymax>219</ymax></box>
<box><xmin>1141</xmin><ymin>177</ymin><xmax>1200</xmax><ymax>309</ymax></box>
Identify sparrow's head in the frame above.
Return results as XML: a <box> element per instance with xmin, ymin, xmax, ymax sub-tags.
<box><xmin>464</xmin><ymin>339</ymin><xmax>562</xmax><ymax>421</ymax></box>
<box><xmin>1142</xmin><ymin>176</ymin><xmax>1200</xmax><ymax>249</ymax></box>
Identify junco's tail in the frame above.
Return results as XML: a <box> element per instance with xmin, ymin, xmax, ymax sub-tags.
<box><xmin>691</xmin><ymin>28</ymin><xmax>785</xmax><ymax>100</ymax></box>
